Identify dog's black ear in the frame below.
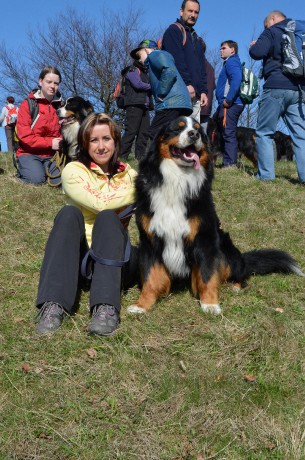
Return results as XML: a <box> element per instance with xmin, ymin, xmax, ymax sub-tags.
<box><xmin>84</xmin><ymin>101</ymin><xmax>94</xmax><ymax>113</ymax></box>
<box><xmin>198</xmin><ymin>123</ymin><xmax>209</xmax><ymax>145</ymax></box>
<box><xmin>81</xmin><ymin>102</ymin><xmax>94</xmax><ymax>118</ymax></box>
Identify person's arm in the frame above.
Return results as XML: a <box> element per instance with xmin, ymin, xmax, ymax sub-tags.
<box><xmin>16</xmin><ymin>100</ymin><xmax>61</xmax><ymax>152</ymax></box>
<box><xmin>224</xmin><ymin>58</ymin><xmax>243</xmax><ymax>104</ymax></box>
<box><xmin>62</xmin><ymin>162</ymin><xmax>137</xmax><ymax>215</ymax></box>
<box><xmin>149</xmin><ymin>51</ymin><xmax>177</xmax><ymax>100</ymax></box>
<box><xmin>249</xmin><ymin>29</ymin><xmax>273</xmax><ymax>60</ymax></box>
<box><xmin>125</xmin><ymin>70</ymin><xmax>151</xmax><ymax>91</ymax></box>
<box><xmin>162</xmin><ymin>25</ymin><xmax>192</xmax><ymax>86</ymax></box>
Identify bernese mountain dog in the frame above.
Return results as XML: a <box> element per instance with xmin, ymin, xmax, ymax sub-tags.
<box><xmin>127</xmin><ymin>116</ymin><xmax>303</xmax><ymax>315</ymax></box>
<box><xmin>57</xmin><ymin>96</ymin><xmax>94</xmax><ymax>159</ymax></box>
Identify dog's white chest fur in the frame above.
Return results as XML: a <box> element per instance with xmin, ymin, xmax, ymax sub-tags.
<box><xmin>63</xmin><ymin>122</ymin><xmax>80</xmax><ymax>158</ymax></box>
<box><xmin>149</xmin><ymin>159</ymin><xmax>206</xmax><ymax>277</ymax></box>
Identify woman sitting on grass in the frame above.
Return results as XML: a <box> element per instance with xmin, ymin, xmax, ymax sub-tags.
<box><xmin>35</xmin><ymin>113</ymin><xmax>138</xmax><ymax>336</ymax></box>
<box><xmin>16</xmin><ymin>65</ymin><xmax>63</xmax><ymax>185</ymax></box>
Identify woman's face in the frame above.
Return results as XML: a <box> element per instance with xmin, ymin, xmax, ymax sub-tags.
<box><xmin>39</xmin><ymin>72</ymin><xmax>60</xmax><ymax>100</ymax></box>
<box><xmin>88</xmin><ymin>123</ymin><xmax>115</xmax><ymax>173</ymax></box>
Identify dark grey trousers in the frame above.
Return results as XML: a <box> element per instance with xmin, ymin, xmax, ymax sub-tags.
<box><xmin>36</xmin><ymin>206</ymin><xmax>138</xmax><ymax>313</ymax></box>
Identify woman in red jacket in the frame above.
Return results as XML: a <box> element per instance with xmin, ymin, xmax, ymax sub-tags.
<box><xmin>16</xmin><ymin>66</ymin><xmax>63</xmax><ymax>185</ymax></box>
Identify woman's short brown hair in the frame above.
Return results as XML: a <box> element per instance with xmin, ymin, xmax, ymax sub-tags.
<box><xmin>76</xmin><ymin>113</ymin><xmax>121</xmax><ymax>172</ymax></box>
<box><xmin>39</xmin><ymin>66</ymin><xmax>62</xmax><ymax>83</ymax></box>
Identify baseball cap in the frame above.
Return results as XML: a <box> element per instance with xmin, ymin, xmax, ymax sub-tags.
<box><xmin>130</xmin><ymin>40</ymin><xmax>158</xmax><ymax>59</ymax></box>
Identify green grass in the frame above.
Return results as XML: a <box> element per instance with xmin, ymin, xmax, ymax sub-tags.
<box><xmin>0</xmin><ymin>152</ymin><xmax>304</xmax><ymax>459</ymax></box>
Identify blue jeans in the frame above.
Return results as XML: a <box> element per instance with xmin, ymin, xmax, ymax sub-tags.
<box><xmin>256</xmin><ymin>88</ymin><xmax>305</xmax><ymax>182</ymax></box>
<box><xmin>17</xmin><ymin>154</ymin><xmax>61</xmax><ymax>185</ymax></box>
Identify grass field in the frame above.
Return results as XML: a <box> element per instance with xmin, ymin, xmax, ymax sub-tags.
<box><xmin>0</xmin><ymin>152</ymin><xmax>304</xmax><ymax>460</ymax></box>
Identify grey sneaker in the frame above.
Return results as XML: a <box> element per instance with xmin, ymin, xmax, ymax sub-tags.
<box><xmin>36</xmin><ymin>302</ymin><xmax>66</xmax><ymax>334</ymax></box>
<box><xmin>88</xmin><ymin>304</ymin><xmax>120</xmax><ymax>336</ymax></box>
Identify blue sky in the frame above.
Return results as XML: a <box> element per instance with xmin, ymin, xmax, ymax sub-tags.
<box><xmin>0</xmin><ymin>0</ymin><xmax>303</xmax><ymax>150</ymax></box>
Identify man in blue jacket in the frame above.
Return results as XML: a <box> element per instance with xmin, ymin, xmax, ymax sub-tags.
<box><xmin>249</xmin><ymin>10</ymin><xmax>305</xmax><ymax>183</ymax></box>
<box><xmin>162</xmin><ymin>0</ymin><xmax>208</xmax><ymax>122</ymax></box>
<box><xmin>215</xmin><ymin>40</ymin><xmax>244</xmax><ymax>167</ymax></box>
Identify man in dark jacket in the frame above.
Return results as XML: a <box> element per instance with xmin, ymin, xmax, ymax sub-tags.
<box><xmin>249</xmin><ymin>10</ymin><xmax>305</xmax><ymax>183</ymax></box>
<box><xmin>120</xmin><ymin>61</ymin><xmax>153</xmax><ymax>161</ymax></box>
<box><xmin>162</xmin><ymin>0</ymin><xmax>208</xmax><ymax>122</ymax></box>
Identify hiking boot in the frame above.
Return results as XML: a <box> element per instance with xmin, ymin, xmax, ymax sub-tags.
<box><xmin>36</xmin><ymin>302</ymin><xmax>66</xmax><ymax>334</ymax></box>
<box><xmin>88</xmin><ymin>304</ymin><xmax>120</xmax><ymax>336</ymax></box>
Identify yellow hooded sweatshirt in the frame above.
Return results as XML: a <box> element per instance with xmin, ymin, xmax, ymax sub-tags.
<box><xmin>61</xmin><ymin>161</ymin><xmax>137</xmax><ymax>245</ymax></box>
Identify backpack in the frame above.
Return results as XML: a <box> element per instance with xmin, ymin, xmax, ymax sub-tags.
<box><xmin>112</xmin><ymin>66</ymin><xmax>140</xmax><ymax>110</ymax></box>
<box><xmin>239</xmin><ymin>63</ymin><xmax>260</xmax><ymax>104</ymax></box>
<box><xmin>158</xmin><ymin>22</ymin><xmax>187</xmax><ymax>49</ymax></box>
<box><xmin>113</xmin><ymin>77</ymin><xmax>126</xmax><ymax>110</ymax></box>
<box><xmin>5</xmin><ymin>105</ymin><xmax>18</xmax><ymax>126</ymax></box>
<box><xmin>14</xmin><ymin>98</ymin><xmax>39</xmax><ymax>141</ymax></box>
<box><xmin>280</xmin><ymin>19</ymin><xmax>305</xmax><ymax>78</ymax></box>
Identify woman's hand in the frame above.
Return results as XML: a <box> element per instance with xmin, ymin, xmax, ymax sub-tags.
<box><xmin>52</xmin><ymin>137</ymin><xmax>62</xmax><ymax>150</ymax></box>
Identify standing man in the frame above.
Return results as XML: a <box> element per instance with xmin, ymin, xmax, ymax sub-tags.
<box><xmin>162</xmin><ymin>0</ymin><xmax>208</xmax><ymax>122</ymax></box>
<box><xmin>0</xmin><ymin>96</ymin><xmax>18</xmax><ymax>153</ymax></box>
<box><xmin>249</xmin><ymin>10</ymin><xmax>305</xmax><ymax>183</ymax></box>
<box><xmin>215</xmin><ymin>40</ymin><xmax>244</xmax><ymax>168</ymax></box>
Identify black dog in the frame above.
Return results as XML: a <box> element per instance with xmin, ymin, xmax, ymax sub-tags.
<box><xmin>127</xmin><ymin>116</ymin><xmax>303</xmax><ymax>315</ymax></box>
<box><xmin>207</xmin><ymin>118</ymin><xmax>293</xmax><ymax>167</ymax></box>
<box><xmin>57</xmin><ymin>96</ymin><xmax>94</xmax><ymax>160</ymax></box>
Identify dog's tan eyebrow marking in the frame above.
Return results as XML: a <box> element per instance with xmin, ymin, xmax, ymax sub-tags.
<box><xmin>194</xmin><ymin>123</ymin><xmax>200</xmax><ymax>130</ymax></box>
<box><xmin>178</xmin><ymin>121</ymin><xmax>186</xmax><ymax>127</ymax></box>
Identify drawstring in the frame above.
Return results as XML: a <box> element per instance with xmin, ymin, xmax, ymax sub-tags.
<box><xmin>222</xmin><ymin>108</ymin><xmax>227</xmax><ymax>128</ymax></box>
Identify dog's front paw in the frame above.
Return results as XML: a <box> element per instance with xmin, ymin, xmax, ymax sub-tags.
<box><xmin>200</xmin><ymin>303</ymin><xmax>222</xmax><ymax>315</ymax></box>
<box><xmin>127</xmin><ymin>305</ymin><xmax>147</xmax><ymax>314</ymax></box>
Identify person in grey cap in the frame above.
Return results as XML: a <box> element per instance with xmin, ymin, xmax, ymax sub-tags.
<box><xmin>130</xmin><ymin>39</ymin><xmax>192</xmax><ymax>138</ymax></box>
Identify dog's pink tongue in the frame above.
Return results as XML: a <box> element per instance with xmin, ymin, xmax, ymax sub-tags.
<box><xmin>183</xmin><ymin>151</ymin><xmax>200</xmax><ymax>170</ymax></box>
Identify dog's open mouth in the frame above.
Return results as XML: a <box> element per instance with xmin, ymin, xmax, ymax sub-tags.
<box><xmin>58</xmin><ymin>116</ymin><xmax>76</xmax><ymax>126</ymax></box>
<box><xmin>171</xmin><ymin>146</ymin><xmax>200</xmax><ymax>170</ymax></box>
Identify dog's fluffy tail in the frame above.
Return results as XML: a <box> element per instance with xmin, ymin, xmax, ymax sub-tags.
<box><xmin>242</xmin><ymin>249</ymin><xmax>305</xmax><ymax>278</ymax></box>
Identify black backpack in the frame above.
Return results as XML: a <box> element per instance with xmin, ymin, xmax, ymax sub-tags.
<box><xmin>112</xmin><ymin>66</ymin><xmax>141</xmax><ymax>110</ymax></box>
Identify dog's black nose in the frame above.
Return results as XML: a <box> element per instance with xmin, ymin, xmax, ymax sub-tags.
<box><xmin>188</xmin><ymin>130</ymin><xmax>199</xmax><ymax>140</ymax></box>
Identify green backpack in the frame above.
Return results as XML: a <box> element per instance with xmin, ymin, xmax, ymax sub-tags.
<box><xmin>239</xmin><ymin>63</ymin><xmax>260</xmax><ymax>104</ymax></box>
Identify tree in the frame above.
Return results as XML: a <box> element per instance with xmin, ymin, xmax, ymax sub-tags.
<box><xmin>0</xmin><ymin>6</ymin><xmax>152</xmax><ymax>117</ymax></box>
